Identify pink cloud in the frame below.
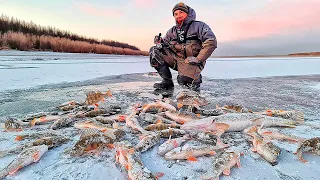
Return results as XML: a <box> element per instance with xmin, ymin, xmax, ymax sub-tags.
<box><xmin>73</xmin><ymin>1</ymin><xmax>123</xmax><ymax>18</ymax></box>
<box><xmin>217</xmin><ymin>0</ymin><xmax>320</xmax><ymax>42</ymax></box>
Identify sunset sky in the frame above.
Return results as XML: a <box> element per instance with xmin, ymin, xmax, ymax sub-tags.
<box><xmin>1</xmin><ymin>0</ymin><xmax>319</xmax><ymax>55</ymax></box>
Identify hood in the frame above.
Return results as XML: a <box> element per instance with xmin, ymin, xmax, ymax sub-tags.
<box><xmin>176</xmin><ymin>6</ymin><xmax>196</xmax><ymax>27</ymax></box>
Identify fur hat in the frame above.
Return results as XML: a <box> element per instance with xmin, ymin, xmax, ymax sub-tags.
<box><xmin>172</xmin><ymin>2</ymin><xmax>189</xmax><ymax>15</ymax></box>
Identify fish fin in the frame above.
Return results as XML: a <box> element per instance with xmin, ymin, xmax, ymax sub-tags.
<box><xmin>94</xmin><ymin>107</ymin><xmax>98</xmax><ymax>111</ymax></box>
<box><xmin>118</xmin><ymin>115</ymin><xmax>126</xmax><ymax>122</ymax></box>
<box><xmin>30</xmin><ymin>118</ymin><xmax>37</xmax><ymax>127</ymax></box>
<box><xmin>155</xmin><ymin>172</ymin><xmax>165</xmax><ymax>179</ymax></box>
<box><xmin>217</xmin><ymin>139</ymin><xmax>229</xmax><ymax>148</ymax></box>
<box><xmin>173</xmin><ymin>140</ymin><xmax>179</xmax><ymax>148</ymax></box>
<box><xmin>208</xmin><ymin>151</ymin><xmax>216</xmax><ymax>155</ymax></box>
<box><xmin>39</xmin><ymin>116</ymin><xmax>47</xmax><ymax>122</ymax></box>
<box><xmin>101</xmin><ymin>129</ymin><xmax>107</xmax><ymax>133</ymax></box>
<box><xmin>177</xmin><ymin>103</ymin><xmax>184</xmax><ymax>109</ymax></box>
<box><xmin>262</xmin><ymin>131</ymin><xmax>273</xmax><ymax>135</ymax></box>
<box><xmin>106</xmin><ymin>144</ymin><xmax>115</xmax><ymax>149</ymax></box>
<box><xmin>237</xmin><ymin>159</ymin><xmax>241</xmax><ymax>168</ymax></box>
<box><xmin>32</xmin><ymin>151</ymin><xmax>40</xmax><ymax>162</ymax></box>
<box><xmin>128</xmin><ymin>148</ymin><xmax>135</xmax><ymax>154</ymax></box>
<box><xmin>187</xmin><ymin>156</ymin><xmax>197</xmax><ymax>162</ymax></box>
<box><xmin>294</xmin><ymin>110</ymin><xmax>304</xmax><ymax>124</ymax></box>
<box><xmin>15</xmin><ymin>135</ymin><xmax>23</xmax><ymax>141</ymax></box>
<box><xmin>9</xmin><ymin>165</ymin><xmax>22</xmax><ymax>175</ymax></box>
<box><xmin>298</xmin><ymin>157</ymin><xmax>309</xmax><ymax>164</ymax></box>
<box><xmin>125</xmin><ymin>163</ymin><xmax>131</xmax><ymax>170</ymax></box>
<box><xmin>106</xmin><ymin>90</ymin><xmax>112</xmax><ymax>97</ymax></box>
<box><xmin>156</xmin><ymin>119</ymin><xmax>162</xmax><ymax>124</ymax></box>
<box><xmin>216</xmin><ymin>123</ymin><xmax>230</xmax><ymax>132</ymax></box>
<box><xmin>101</xmin><ymin>98</ymin><xmax>105</xmax><ymax>102</ymax></box>
<box><xmin>94</xmin><ymin>103</ymin><xmax>99</xmax><ymax>107</ymax></box>
<box><xmin>250</xmin><ymin>147</ymin><xmax>257</xmax><ymax>152</ymax></box>
<box><xmin>222</xmin><ymin>168</ymin><xmax>231</xmax><ymax>176</ymax></box>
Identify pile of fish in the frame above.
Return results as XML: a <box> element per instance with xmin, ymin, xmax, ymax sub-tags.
<box><xmin>0</xmin><ymin>89</ymin><xmax>319</xmax><ymax>180</ymax></box>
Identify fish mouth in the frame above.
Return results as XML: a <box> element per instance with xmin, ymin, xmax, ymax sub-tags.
<box><xmin>270</xmin><ymin>161</ymin><xmax>278</xmax><ymax>166</ymax></box>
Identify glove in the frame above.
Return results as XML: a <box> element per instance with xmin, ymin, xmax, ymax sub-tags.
<box><xmin>185</xmin><ymin>57</ymin><xmax>200</xmax><ymax>65</ymax></box>
<box><xmin>155</xmin><ymin>43</ymin><xmax>163</xmax><ymax>49</ymax></box>
<box><xmin>154</xmin><ymin>35</ymin><xmax>162</xmax><ymax>44</ymax></box>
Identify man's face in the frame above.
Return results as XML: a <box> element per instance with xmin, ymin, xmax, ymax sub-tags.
<box><xmin>174</xmin><ymin>10</ymin><xmax>188</xmax><ymax>24</ymax></box>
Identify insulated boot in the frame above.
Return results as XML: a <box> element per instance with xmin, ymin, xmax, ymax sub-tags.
<box><xmin>154</xmin><ymin>65</ymin><xmax>174</xmax><ymax>90</ymax></box>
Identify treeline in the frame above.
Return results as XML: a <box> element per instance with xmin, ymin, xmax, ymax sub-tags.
<box><xmin>0</xmin><ymin>14</ymin><xmax>148</xmax><ymax>55</ymax></box>
<box><xmin>0</xmin><ymin>31</ymin><xmax>148</xmax><ymax>55</ymax></box>
<box><xmin>289</xmin><ymin>52</ymin><xmax>320</xmax><ymax>56</ymax></box>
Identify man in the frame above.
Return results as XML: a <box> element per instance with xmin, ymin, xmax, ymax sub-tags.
<box><xmin>149</xmin><ymin>2</ymin><xmax>217</xmax><ymax>92</ymax></box>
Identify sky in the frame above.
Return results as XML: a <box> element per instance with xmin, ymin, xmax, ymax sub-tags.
<box><xmin>0</xmin><ymin>0</ymin><xmax>319</xmax><ymax>55</ymax></box>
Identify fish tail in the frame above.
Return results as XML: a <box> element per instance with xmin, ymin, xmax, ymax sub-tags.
<box><xmin>30</xmin><ymin>118</ymin><xmax>37</xmax><ymax>127</ymax></box>
<box><xmin>293</xmin><ymin>110</ymin><xmax>304</xmax><ymax>124</ymax></box>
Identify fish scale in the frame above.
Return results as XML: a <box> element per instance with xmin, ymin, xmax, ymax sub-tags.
<box><xmin>50</xmin><ymin>117</ymin><xmax>75</xmax><ymax>130</ymax></box>
<box><xmin>67</xmin><ymin>128</ymin><xmax>112</xmax><ymax>156</ymax></box>
<box><xmin>135</xmin><ymin>132</ymin><xmax>160</xmax><ymax>152</ymax></box>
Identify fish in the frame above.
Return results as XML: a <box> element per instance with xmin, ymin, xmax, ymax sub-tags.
<box><xmin>94</xmin><ymin>116</ymin><xmax>115</xmax><ymax>124</ymax></box>
<box><xmin>0</xmin><ymin>136</ymin><xmax>69</xmax><ymax>158</ymax></box>
<box><xmin>66</xmin><ymin>128</ymin><xmax>113</xmax><ymax>156</ymax></box>
<box><xmin>191</xmin><ymin>132</ymin><xmax>221</xmax><ymax>146</ymax></box>
<box><xmin>144</xmin><ymin>123</ymin><xmax>180</xmax><ymax>131</ymax></box>
<box><xmin>257</xmin><ymin>109</ymin><xmax>304</xmax><ymax>124</ymax></box>
<box><xmin>254</xmin><ymin>127</ymin><xmax>306</xmax><ymax>143</ymax></box>
<box><xmin>247</xmin><ymin>126</ymin><xmax>281</xmax><ymax>165</ymax></box>
<box><xmin>84</xmin><ymin>108</ymin><xmax>121</xmax><ymax>117</ymax></box>
<box><xmin>126</xmin><ymin>110</ymin><xmax>148</xmax><ymax>134</ymax></box>
<box><xmin>164</xmin><ymin>144</ymin><xmax>221</xmax><ymax>161</ymax></box>
<box><xmin>126</xmin><ymin>153</ymin><xmax>159</xmax><ymax>180</ymax></box>
<box><xmin>176</xmin><ymin>89</ymin><xmax>208</xmax><ymax>109</ymax></box>
<box><xmin>84</xmin><ymin>90</ymin><xmax>112</xmax><ymax>105</ymax></box>
<box><xmin>201</xmin><ymin>151</ymin><xmax>241</xmax><ymax>180</ymax></box>
<box><xmin>294</xmin><ymin>137</ymin><xmax>320</xmax><ymax>163</ymax></box>
<box><xmin>58</xmin><ymin>100</ymin><xmax>82</xmax><ymax>111</ymax></box>
<box><xmin>164</xmin><ymin>111</ymin><xmax>199</xmax><ymax>124</ymax></box>
<box><xmin>158</xmin><ymin>135</ymin><xmax>191</xmax><ymax>156</ymax></box>
<box><xmin>115</xmin><ymin>142</ymin><xmax>135</xmax><ymax>171</ymax></box>
<box><xmin>141</xmin><ymin>101</ymin><xmax>177</xmax><ymax>113</ymax></box>
<box><xmin>135</xmin><ymin>132</ymin><xmax>161</xmax><ymax>152</ymax></box>
<box><xmin>50</xmin><ymin>117</ymin><xmax>76</xmax><ymax>130</ymax></box>
<box><xmin>115</xmin><ymin>142</ymin><xmax>160</xmax><ymax>180</ymax></box>
<box><xmin>73</xmin><ymin>121</ymin><xmax>117</xmax><ymax>140</ymax></box>
<box><xmin>180</xmin><ymin>117</ymin><xmax>230</xmax><ymax>136</ymax></box>
<box><xmin>1</xmin><ymin>118</ymin><xmax>29</xmax><ymax>131</ymax></box>
<box><xmin>0</xmin><ymin>145</ymin><xmax>48</xmax><ymax>179</ymax></box>
<box><xmin>195</xmin><ymin>108</ymin><xmax>224</xmax><ymax>116</ymax></box>
<box><xmin>139</xmin><ymin>113</ymin><xmax>175</xmax><ymax>125</ymax></box>
<box><xmin>14</xmin><ymin>130</ymin><xmax>63</xmax><ymax>142</ymax></box>
<box><xmin>30</xmin><ymin>115</ymin><xmax>61</xmax><ymax>127</ymax></box>
<box><xmin>159</xmin><ymin>128</ymin><xmax>186</xmax><ymax>138</ymax></box>
<box><xmin>211</xmin><ymin>113</ymin><xmax>297</xmax><ymax>132</ymax></box>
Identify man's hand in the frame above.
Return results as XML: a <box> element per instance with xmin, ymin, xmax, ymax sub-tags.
<box><xmin>154</xmin><ymin>35</ymin><xmax>162</xmax><ymax>44</ymax></box>
<box><xmin>185</xmin><ymin>57</ymin><xmax>200</xmax><ymax>65</ymax></box>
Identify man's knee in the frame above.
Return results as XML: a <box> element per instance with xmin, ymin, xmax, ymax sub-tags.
<box><xmin>149</xmin><ymin>46</ymin><xmax>165</xmax><ymax>69</ymax></box>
